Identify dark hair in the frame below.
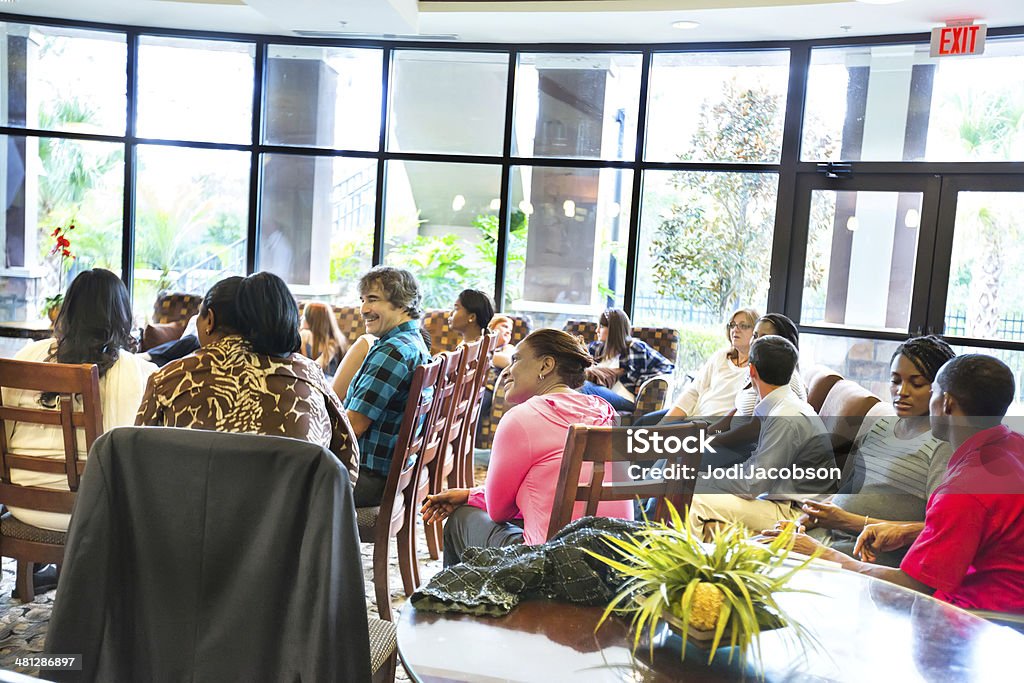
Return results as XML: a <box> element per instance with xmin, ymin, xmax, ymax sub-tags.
<box><xmin>236</xmin><ymin>272</ymin><xmax>301</xmax><ymax>356</ymax></box>
<box><xmin>749</xmin><ymin>335</ymin><xmax>798</xmax><ymax>387</ymax></box>
<box><xmin>200</xmin><ymin>276</ymin><xmax>245</xmax><ymax>335</ymax></box>
<box><xmin>457</xmin><ymin>289</ymin><xmax>494</xmax><ymax>333</ymax></box>
<box><xmin>520</xmin><ymin>329</ymin><xmax>594</xmax><ymax>389</ymax></box>
<box><xmin>50</xmin><ymin>268</ymin><xmax>135</xmax><ymax>377</ymax></box>
<box><xmin>358</xmin><ymin>266</ymin><xmax>422</xmax><ymax>319</ymax></box>
<box><xmin>936</xmin><ymin>354</ymin><xmax>1014</xmax><ymax>420</ymax></box>
<box><xmin>598</xmin><ymin>308</ymin><xmax>632</xmax><ymax>360</ymax></box>
<box><xmin>756</xmin><ymin>313</ymin><xmax>800</xmax><ymax>350</ymax></box>
<box><xmin>891</xmin><ymin>335</ymin><xmax>955</xmax><ymax>383</ymax></box>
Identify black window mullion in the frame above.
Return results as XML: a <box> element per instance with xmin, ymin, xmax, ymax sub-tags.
<box><xmin>622</xmin><ymin>50</ymin><xmax>653</xmax><ymax>320</ymax></box>
<box><xmin>494</xmin><ymin>51</ymin><xmax>517</xmax><ymax>311</ymax></box>
<box><xmin>121</xmin><ymin>31</ymin><xmax>138</xmax><ymax>301</ymax></box>
<box><xmin>246</xmin><ymin>41</ymin><xmax>266</xmax><ymax>275</ymax></box>
<box><xmin>371</xmin><ymin>47</ymin><xmax>392</xmax><ymax>266</ymax></box>
<box><xmin>768</xmin><ymin>43</ymin><xmax>810</xmax><ymax>316</ymax></box>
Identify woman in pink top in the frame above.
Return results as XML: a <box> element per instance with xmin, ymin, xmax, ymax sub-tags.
<box><xmin>422</xmin><ymin>329</ymin><xmax>634</xmax><ymax>566</ymax></box>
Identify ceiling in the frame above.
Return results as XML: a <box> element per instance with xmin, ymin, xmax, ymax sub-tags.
<box><xmin>0</xmin><ymin>0</ymin><xmax>1021</xmax><ymax>44</ymax></box>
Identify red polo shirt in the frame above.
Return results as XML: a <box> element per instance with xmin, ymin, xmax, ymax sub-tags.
<box><xmin>901</xmin><ymin>424</ymin><xmax>1024</xmax><ymax>612</ymax></box>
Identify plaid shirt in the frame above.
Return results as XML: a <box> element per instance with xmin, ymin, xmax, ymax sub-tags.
<box><xmin>345</xmin><ymin>320</ymin><xmax>429</xmax><ymax>476</ymax></box>
<box><xmin>587</xmin><ymin>339</ymin><xmax>674</xmax><ymax>395</ymax></box>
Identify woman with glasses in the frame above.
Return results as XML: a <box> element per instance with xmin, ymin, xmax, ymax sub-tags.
<box><xmin>661</xmin><ymin>308</ymin><xmax>760</xmax><ymax>422</ymax></box>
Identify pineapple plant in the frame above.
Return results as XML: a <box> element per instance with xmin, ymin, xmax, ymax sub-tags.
<box><xmin>588</xmin><ymin>502</ymin><xmax>820</xmax><ymax>675</ymax></box>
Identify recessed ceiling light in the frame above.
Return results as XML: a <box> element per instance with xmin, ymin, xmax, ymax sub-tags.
<box><xmin>672</xmin><ymin>21</ymin><xmax>700</xmax><ymax>30</ymax></box>
<box><xmin>855</xmin><ymin>0</ymin><xmax>905</xmax><ymax>5</ymax></box>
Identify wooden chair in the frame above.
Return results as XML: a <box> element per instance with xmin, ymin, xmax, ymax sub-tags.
<box><xmin>452</xmin><ymin>333</ymin><xmax>493</xmax><ymax>490</ymax></box>
<box><xmin>357</xmin><ymin>355</ymin><xmax>446</xmax><ymax>622</ymax></box>
<box><xmin>0</xmin><ymin>359</ymin><xmax>102</xmax><ymax>602</ymax></box>
<box><xmin>547</xmin><ymin>424</ymin><xmax>702</xmax><ymax>541</ymax></box>
<box><xmin>420</xmin><ymin>347</ymin><xmax>465</xmax><ymax>560</ymax></box>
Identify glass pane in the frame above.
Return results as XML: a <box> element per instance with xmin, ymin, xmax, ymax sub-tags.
<box><xmin>259</xmin><ymin>154</ymin><xmax>376</xmax><ymax>304</ymax></box>
<box><xmin>264</xmin><ymin>45</ymin><xmax>383</xmax><ymax>151</ymax></box>
<box><xmin>801</xmin><ymin>190</ymin><xmax>922</xmax><ymax>333</ymax></box>
<box><xmin>504</xmin><ymin>166</ymin><xmax>630</xmax><ymax>330</ymax></box>
<box><xmin>513</xmin><ymin>53</ymin><xmax>641</xmax><ymax>160</ymax></box>
<box><xmin>0</xmin><ymin>22</ymin><xmax>127</xmax><ymax>135</ymax></box>
<box><xmin>132</xmin><ymin>145</ymin><xmax>249</xmax><ymax>321</ymax></box>
<box><xmin>944</xmin><ymin>191</ymin><xmax>1024</xmax><ymax>342</ymax></box>
<box><xmin>0</xmin><ymin>134</ymin><xmax>124</xmax><ymax>323</ymax></box>
<box><xmin>646</xmin><ymin>51</ymin><xmax>789</xmax><ymax>163</ymax></box>
<box><xmin>947</xmin><ymin>344</ymin><xmax>1024</xmax><ymax>416</ymax></box>
<box><xmin>799</xmin><ymin>332</ymin><xmax>900</xmax><ymax>400</ymax></box>
<box><xmin>633</xmin><ymin>169</ymin><xmax>776</xmax><ymax>385</ymax></box>
<box><xmin>382</xmin><ymin>161</ymin><xmax>502</xmax><ymax>310</ymax></box>
<box><xmin>803</xmin><ymin>38</ymin><xmax>1024</xmax><ymax>162</ymax></box>
<box><xmin>137</xmin><ymin>36</ymin><xmax>254</xmax><ymax>144</ymax></box>
<box><xmin>388</xmin><ymin>50</ymin><xmax>508</xmax><ymax>156</ymax></box>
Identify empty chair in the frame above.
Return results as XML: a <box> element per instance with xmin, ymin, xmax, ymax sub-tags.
<box><xmin>805</xmin><ymin>364</ymin><xmax>844</xmax><ymax>413</ymax></box>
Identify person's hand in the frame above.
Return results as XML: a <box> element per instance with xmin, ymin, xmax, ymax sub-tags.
<box><xmin>758</xmin><ymin>523</ymin><xmax>826</xmax><ymax>558</ymax></box>
<box><xmin>800</xmin><ymin>499</ymin><xmax>860</xmax><ymax>532</ymax></box>
<box><xmin>853</xmin><ymin>522</ymin><xmax>918</xmax><ymax>563</ymax></box>
<box><xmin>421</xmin><ymin>488</ymin><xmax>471</xmax><ymax>525</ymax></box>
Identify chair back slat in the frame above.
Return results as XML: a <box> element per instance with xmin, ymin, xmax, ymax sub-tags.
<box><xmin>0</xmin><ymin>359</ymin><xmax>103</xmax><ymax>495</ymax></box>
<box><xmin>547</xmin><ymin>424</ymin><xmax>702</xmax><ymax>540</ymax></box>
<box><xmin>378</xmin><ymin>355</ymin><xmax>446</xmax><ymax>535</ymax></box>
<box><xmin>0</xmin><ymin>482</ymin><xmax>76</xmax><ymax>514</ymax></box>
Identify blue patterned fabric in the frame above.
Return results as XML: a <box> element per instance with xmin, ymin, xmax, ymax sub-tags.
<box><xmin>345</xmin><ymin>320</ymin><xmax>429</xmax><ymax>475</ymax></box>
<box><xmin>587</xmin><ymin>339</ymin><xmax>674</xmax><ymax>394</ymax></box>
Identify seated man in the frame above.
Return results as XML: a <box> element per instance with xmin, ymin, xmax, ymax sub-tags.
<box><xmin>762</xmin><ymin>354</ymin><xmax>1024</xmax><ymax>613</ymax></box>
<box><xmin>688</xmin><ymin>335</ymin><xmax>834</xmax><ymax>536</ymax></box>
<box><xmin>344</xmin><ymin>266</ymin><xmax>430</xmax><ymax>507</ymax></box>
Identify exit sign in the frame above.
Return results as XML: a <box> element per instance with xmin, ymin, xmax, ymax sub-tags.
<box><xmin>930</xmin><ymin>23</ymin><xmax>987</xmax><ymax>57</ymax></box>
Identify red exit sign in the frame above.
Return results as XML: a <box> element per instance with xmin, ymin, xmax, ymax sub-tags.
<box><xmin>930</xmin><ymin>23</ymin><xmax>987</xmax><ymax>57</ymax></box>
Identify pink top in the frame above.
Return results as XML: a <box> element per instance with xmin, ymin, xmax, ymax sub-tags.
<box><xmin>467</xmin><ymin>392</ymin><xmax>634</xmax><ymax>544</ymax></box>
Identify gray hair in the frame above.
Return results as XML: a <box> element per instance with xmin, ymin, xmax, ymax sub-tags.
<box><xmin>358</xmin><ymin>266</ymin><xmax>423</xmax><ymax>319</ymax></box>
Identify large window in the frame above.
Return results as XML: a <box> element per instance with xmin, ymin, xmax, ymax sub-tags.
<box><xmin>803</xmin><ymin>38</ymin><xmax>1024</xmax><ymax>162</ymax></box>
<box><xmin>0</xmin><ymin>13</ymin><xmax>1022</xmax><ymax>377</ymax></box>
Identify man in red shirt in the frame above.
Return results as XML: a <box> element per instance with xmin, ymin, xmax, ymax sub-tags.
<box><xmin>762</xmin><ymin>354</ymin><xmax>1024</xmax><ymax>612</ymax></box>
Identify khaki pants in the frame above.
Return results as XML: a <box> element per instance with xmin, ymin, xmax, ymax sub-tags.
<box><xmin>688</xmin><ymin>493</ymin><xmax>799</xmax><ymax>537</ymax></box>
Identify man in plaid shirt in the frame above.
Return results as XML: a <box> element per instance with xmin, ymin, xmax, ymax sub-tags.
<box><xmin>344</xmin><ymin>266</ymin><xmax>430</xmax><ymax>506</ymax></box>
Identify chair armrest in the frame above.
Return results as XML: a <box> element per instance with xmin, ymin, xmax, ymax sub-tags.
<box><xmin>633</xmin><ymin>375</ymin><xmax>672</xmax><ymax>416</ymax></box>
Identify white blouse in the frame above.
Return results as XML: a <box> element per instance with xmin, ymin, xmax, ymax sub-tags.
<box><xmin>673</xmin><ymin>349</ymin><xmax>750</xmax><ymax>418</ymax></box>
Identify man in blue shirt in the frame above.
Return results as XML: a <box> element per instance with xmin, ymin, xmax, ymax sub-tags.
<box><xmin>344</xmin><ymin>266</ymin><xmax>430</xmax><ymax>506</ymax></box>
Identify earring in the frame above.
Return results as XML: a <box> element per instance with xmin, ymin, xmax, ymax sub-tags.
<box><xmin>538</xmin><ymin>374</ymin><xmax>545</xmax><ymax>380</ymax></box>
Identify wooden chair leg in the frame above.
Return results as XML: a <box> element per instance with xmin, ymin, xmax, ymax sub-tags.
<box><xmin>15</xmin><ymin>561</ymin><xmax>34</xmax><ymax>603</ymax></box>
<box><xmin>425</xmin><ymin>519</ymin><xmax>442</xmax><ymax>560</ymax></box>
<box><xmin>372</xmin><ymin>649</ymin><xmax>398</xmax><ymax>683</ymax></box>
<box><xmin>374</xmin><ymin>539</ymin><xmax>393</xmax><ymax>622</ymax></box>
<box><xmin>397</xmin><ymin>523</ymin><xmax>419</xmax><ymax>596</ymax></box>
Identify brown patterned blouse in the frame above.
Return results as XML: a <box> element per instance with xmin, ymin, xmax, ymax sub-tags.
<box><xmin>135</xmin><ymin>335</ymin><xmax>359</xmax><ymax>481</ymax></box>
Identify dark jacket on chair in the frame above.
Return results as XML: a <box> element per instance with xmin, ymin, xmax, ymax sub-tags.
<box><xmin>45</xmin><ymin>427</ymin><xmax>370</xmax><ymax>683</ymax></box>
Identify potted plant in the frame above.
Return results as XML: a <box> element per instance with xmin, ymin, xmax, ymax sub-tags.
<box><xmin>588</xmin><ymin>504</ymin><xmax>820</xmax><ymax>676</ymax></box>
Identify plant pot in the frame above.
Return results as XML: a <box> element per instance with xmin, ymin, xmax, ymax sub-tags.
<box><xmin>654</xmin><ymin>605</ymin><xmax>784</xmax><ymax>651</ymax></box>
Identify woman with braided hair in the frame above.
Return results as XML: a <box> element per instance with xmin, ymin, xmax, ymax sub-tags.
<box><xmin>790</xmin><ymin>335</ymin><xmax>957</xmax><ymax>567</ymax></box>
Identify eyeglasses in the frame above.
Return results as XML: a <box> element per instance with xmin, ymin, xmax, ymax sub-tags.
<box><xmin>727</xmin><ymin>322</ymin><xmax>753</xmax><ymax>331</ymax></box>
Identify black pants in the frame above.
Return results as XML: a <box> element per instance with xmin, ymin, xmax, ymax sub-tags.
<box><xmin>442</xmin><ymin>505</ymin><xmax>524</xmax><ymax>567</ymax></box>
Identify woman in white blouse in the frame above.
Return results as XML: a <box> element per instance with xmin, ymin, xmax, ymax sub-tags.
<box><xmin>661</xmin><ymin>307</ymin><xmax>759</xmax><ymax>421</ymax></box>
<box><xmin>4</xmin><ymin>269</ymin><xmax>156</xmax><ymax>533</ymax></box>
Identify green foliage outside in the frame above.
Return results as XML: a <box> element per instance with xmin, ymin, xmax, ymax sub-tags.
<box><xmin>648</xmin><ymin>80</ymin><xmax>781</xmax><ymax>317</ymax></box>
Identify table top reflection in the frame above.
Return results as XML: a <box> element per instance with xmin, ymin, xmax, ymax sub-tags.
<box><xmin>398</xmin><ymin>568</ymin><xmax>1024</xmax><ymax>682</ymax></box>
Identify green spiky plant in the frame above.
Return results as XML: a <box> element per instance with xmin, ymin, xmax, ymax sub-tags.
<box><xmin>588</xmin><ymin>503</ymin><xmax>821</xmax><ymax>677</ymax></box>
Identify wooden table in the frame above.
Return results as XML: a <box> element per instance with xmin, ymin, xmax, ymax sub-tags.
<box><xmin>0</xmin><ymin>320</ymin><xmax>52</xmax><ymax>341</ymax></box>
<box><xmin>398</xmin><ymin>568</ymin><xmax>1024</xmax><ymax>682</ymax></box>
